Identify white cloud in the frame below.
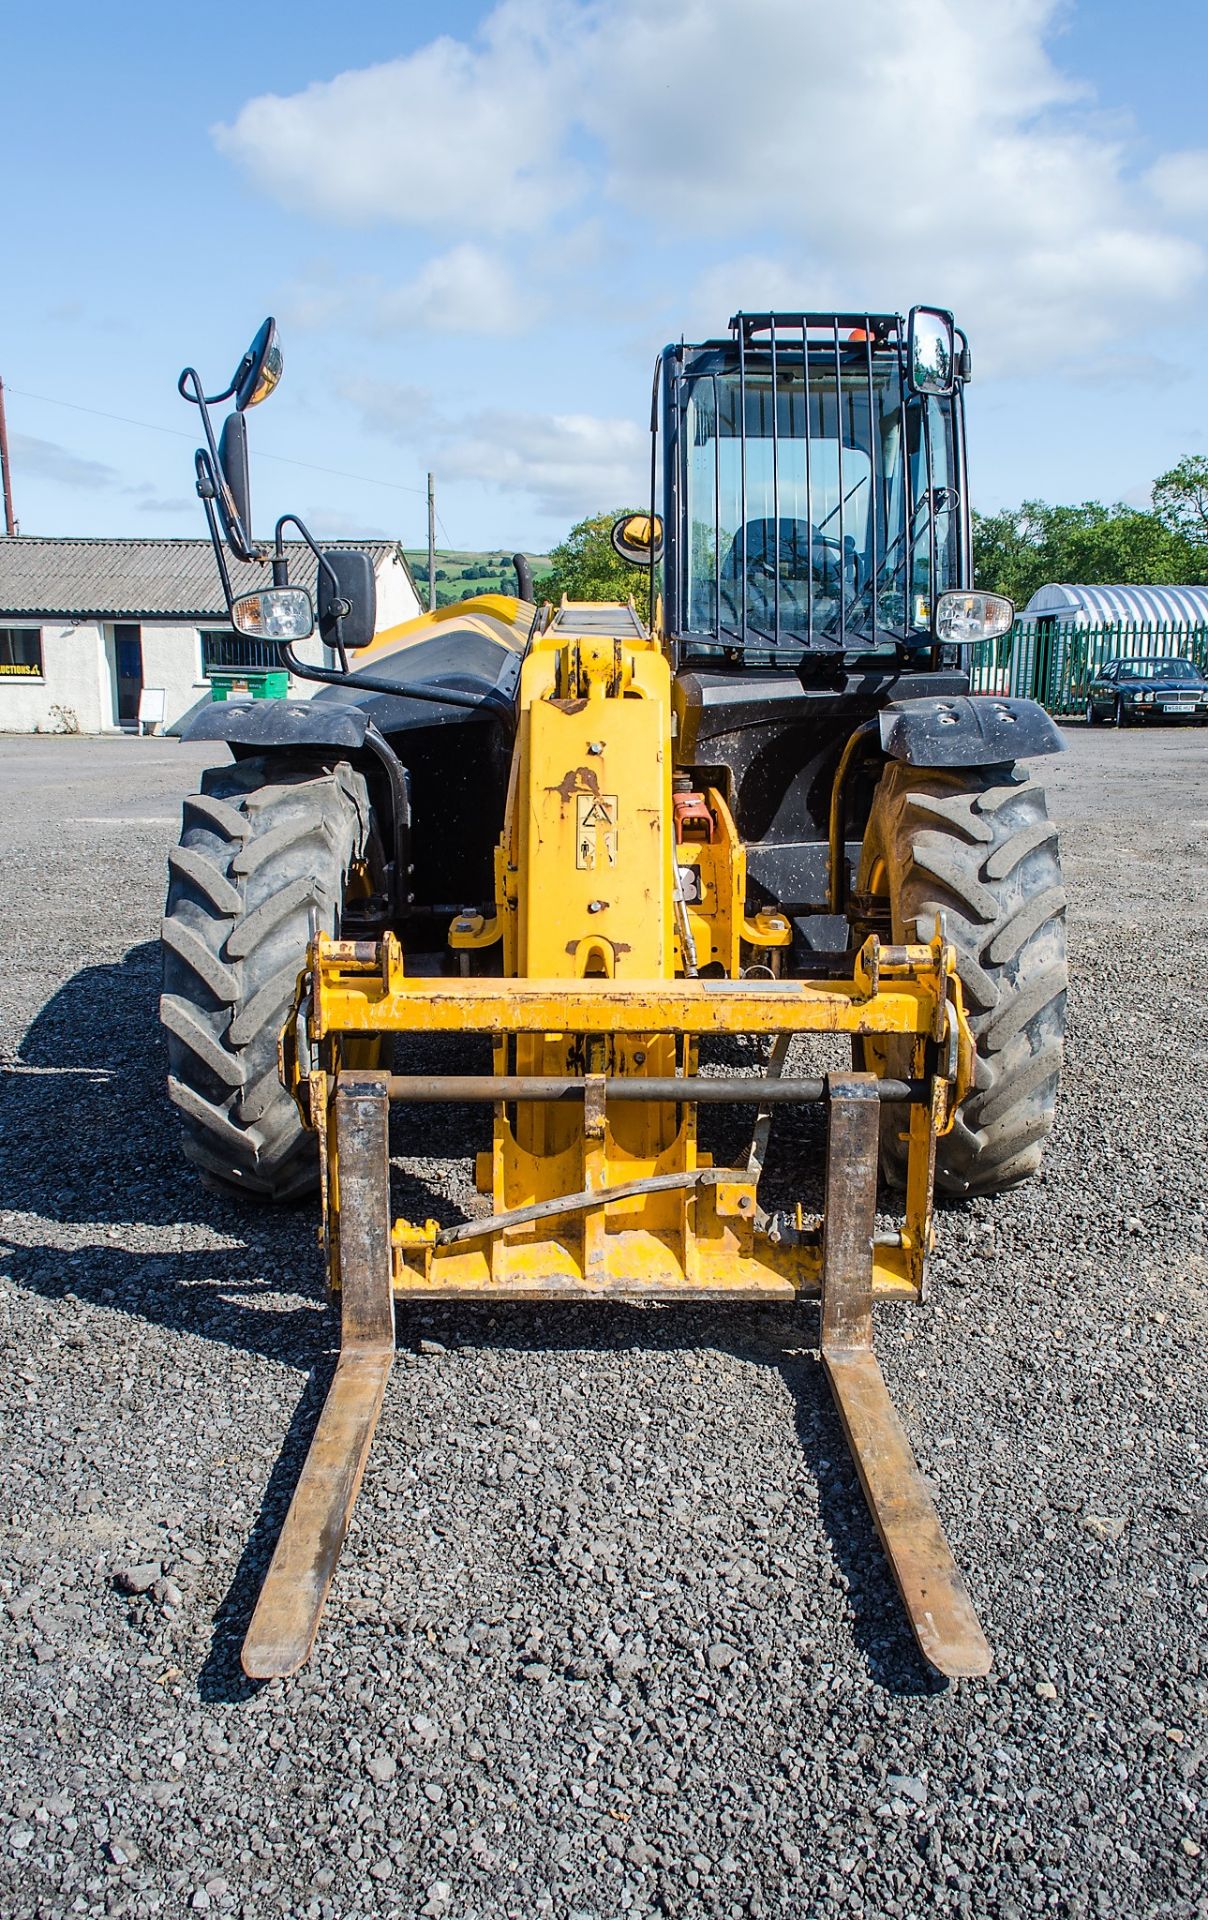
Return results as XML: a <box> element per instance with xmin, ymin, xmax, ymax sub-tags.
<box><xmin>340</xmin><ymin>378</ymin><xmax>646</xmax><ymax>519</ymax></box>
<box><xmin>300</xmin><ymin>506</ymin><xmax>392</xmax><ymax>540</ymax></box>
<box><xmin>438</xmin><ymin>409</ymin><xmax>648</xmax><ymax>518</ymax></box>
<box><xmin>339</xmin><ymin>379</ymin><xmax>438</xmax><ymax>449</ymax></box>
<box><xmin>213</xmin><ymin>2</ymin><xmax>580</xmax><ymax>232</ymax></box>
<box><xmin>13</xmin><ymin>433</ymin><xmax>120</xmax><ymax>491</ymax></box>
<box><xmin>374</xmin><ymin>246</ymin><xmax>533</xmax><ymax>336</ymax></box>
<box><xmin>1146</xmin><ymin>149</ymin><xmax>1208</xmax><ymax>218</ymax></box>
<box><xmin>281</xmin><ymin>247</ymin><xmax>533</xmax><ymax>337</ymax></box>
<box><xmin>219</xmin><ymin>0</ymin><xmax>1208</xmax><ymax>378</ymax></box>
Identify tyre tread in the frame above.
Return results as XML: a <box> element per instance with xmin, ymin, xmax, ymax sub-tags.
<box><xmin>161</xmin><ymin>756</ymin><xmax>371</xmax><ymax>1201</ymax></box>
<box><xmin>857</xmin><ymin>762</ymin><xmax>1068</xmax><ymax>1197</ymax></box>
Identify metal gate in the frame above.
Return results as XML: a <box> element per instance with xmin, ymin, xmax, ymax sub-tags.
<box><xmin>969</xmin><ymin>618</ymin><xmax>1208</xmax><ymax>714</ymax></box>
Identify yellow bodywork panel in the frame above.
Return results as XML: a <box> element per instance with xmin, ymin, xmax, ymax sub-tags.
<box><xmin>351</xmin><ymin>592</ymin><xmax>530</xmax><ymax>668</ymax></box>
<box><xmin>297</xmin><ymin>600</ymin><xmax>973</xmax><ymax>1307</ymax></box>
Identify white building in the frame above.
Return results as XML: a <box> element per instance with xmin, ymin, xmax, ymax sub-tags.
<box><xmin>0</xmin><ymin>537</ymin><xmax>420</xmax><ymax>735</ymax></box>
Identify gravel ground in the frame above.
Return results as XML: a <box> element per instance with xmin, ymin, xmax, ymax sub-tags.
<box><xmin>0</xmin><ymin>727</ymin><xmax>1204</xmax><ymax>1920</ymax></box>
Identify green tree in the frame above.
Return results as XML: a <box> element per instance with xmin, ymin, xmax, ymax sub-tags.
<box><xmin>542</xmin><ymin>509</ymin><xmax>652</xmax><ymax>622</ymax></box>
<box><xmin>1152</xmin><ymin>454</ymin><xmax>1208</xmax><ymax>544</ymax></box>
<box><xmin>973</xmin><ymin>497</ymin><xmax>1206</xmax><ymax>605</ymax></box>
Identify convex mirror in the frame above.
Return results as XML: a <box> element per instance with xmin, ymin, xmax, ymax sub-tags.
<box><xmin>907</xmin><ymin>306</ymin><xmax>955</xmax><ymax>396</ymax></box>
<box><xmin>233</xmin><ymin>317</ymin><xmax>283</xmax><ymax>412</ymax></box>
<box><xmin>610</xmin><ymin>512</ymin><xmax>664</xmax><ymax>566</ymax></box>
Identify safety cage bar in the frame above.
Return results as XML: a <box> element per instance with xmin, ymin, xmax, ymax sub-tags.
<box><xmin>657</xmin><ymin>310</ymin><xmax>969</xmax><ymax>664</ymax></box>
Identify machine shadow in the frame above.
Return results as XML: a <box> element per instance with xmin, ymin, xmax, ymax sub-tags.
<box><xmin>2</xmin><ymin>941</ymin><xmax>324</xmax><ymax>1363</ymax></box>
<box><xmin>207</xmin><ymin>1299</ymin><xmax>942</xmax><ymax>1702</ymax></box>
<box><xmin>198</xmin><ymin>1351</ymin><xmax>337</xmax><ymax>1704</ymax></box>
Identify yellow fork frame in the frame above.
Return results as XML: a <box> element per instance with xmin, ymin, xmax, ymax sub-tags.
<box><xmin>295</xmin><ymin>921</ymin><xmax>973</xmax><ymax>1304</ymax></box>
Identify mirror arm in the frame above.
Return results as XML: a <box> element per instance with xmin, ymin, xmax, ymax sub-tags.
<box><xmin>187</xmin><ymin>384</ymin><xmax>260</xmax><ymax>563</ymax></box>
<box><xmin>276</xmin><ymin>641</ymin><xmax>513</xmax><ymax>718</ymax></box>
<box><xmin>193</xmin><ymin>449</ymin><xmax>236</xmax><ymax>610</ymax></box>
<box><xmin>178</xmin><ymin>365</ymin><xmax>238</xmax><ymax>411</ymax></box>
<box><xmin>270</xmin><ymin>513</ymin><xmax>508</xmax><ymax>716</ymax></box>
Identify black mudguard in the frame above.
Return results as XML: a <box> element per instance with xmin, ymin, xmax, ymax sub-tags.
<box><xmin>178</xmin><ymin>626</ymin><xmax>523</xmax><ymax>750</ymax></box>
<box><xmin>879</xmin><ymin>694</ymin><xmax>1064</xmax><ymax>766</ymax></box>
<box><xmin>177</xmin><ymin>622</ymin><xmax>521</xmax><ymax>919</ymax></box>
<box><xmin>178</xmin><ymin>697</ymin><xmax>373</xmax><ymax>751</ymax></box>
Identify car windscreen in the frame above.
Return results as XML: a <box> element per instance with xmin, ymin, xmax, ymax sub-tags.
<box><xmin>1116</xmin><ymin>657</ymin><xmax>1196</xmax><ymax>680</ymax></box>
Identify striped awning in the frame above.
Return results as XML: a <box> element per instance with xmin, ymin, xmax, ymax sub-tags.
<box><xmin>1019</xmin><ymin>582</ymin><xmax>1208</xmax><ymax>627</ymax></box>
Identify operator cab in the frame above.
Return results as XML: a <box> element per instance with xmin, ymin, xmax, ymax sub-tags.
<box><xmin>654</xmin><ymin>310</ymin><xmax>976</xmax><ymax>667</ymax></box>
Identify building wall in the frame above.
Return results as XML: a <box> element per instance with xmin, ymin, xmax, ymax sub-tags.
<box><xmin>139</xmin><ymin>624</ymin><xmax>213</xmax><ymax>734</ymax></box>
<box><xmin>0</xmin><ymin>552</ymin><xmax>423</xmax><ymax>735</ymax></box>
<box><xmin>0</xmin><ymin>622</ymin><xmax>111</xmax><ymax>733</ymax></box>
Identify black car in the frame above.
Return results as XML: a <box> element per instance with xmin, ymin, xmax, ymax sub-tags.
<box><xmin>1086</xmin><ymin>654</ymin><xmax>1208</xmax><ymax>726</ymax></box>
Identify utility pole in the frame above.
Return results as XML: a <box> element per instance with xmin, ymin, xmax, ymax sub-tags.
<box><xmin>0</xmin><ymin>377</ymin><xmax>16</xmax><ymax>537</ymax></box>
<box><xmin>426</xmin><ymin>471</ymin><xmax>436</xmax><ymax>612</ymax></box>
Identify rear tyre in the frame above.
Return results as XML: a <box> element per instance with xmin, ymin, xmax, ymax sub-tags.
<box><xmin>161</xmin><ymin>755</ymin><xmax>375</xmax><ymax>1201</ymax></box>
<box><xmin>855</xmin><ymin>761</ymin><xmax>1067</xmax><ymax>1197</ymax></box>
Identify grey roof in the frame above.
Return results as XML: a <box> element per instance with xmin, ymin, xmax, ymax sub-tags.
<box><xmin>0</xmin><ymin>537</ymin><xmax>403</xmax><ymax>620</ymax></box>
<box><xmin>1020</xmin><ymin>582</ymin><xmax>1208</xmax><ymax>627</ymax></box>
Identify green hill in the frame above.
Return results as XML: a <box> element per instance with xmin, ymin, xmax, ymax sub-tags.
<box><xmin>402</xmin><ymin>548</ymin><xmax>551</xmax><ymax>610</ymax></box>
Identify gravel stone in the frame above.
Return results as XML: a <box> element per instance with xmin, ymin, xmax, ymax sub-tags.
<box><xmin>114</xmin><ymin>1560</ymin><xmax>161</xmax><ymax>1595</ymax></box>
<box><xmin>0</xmin><ymin>731</ymin><xmax>1204</xmax><ymax>1920</ymax></box>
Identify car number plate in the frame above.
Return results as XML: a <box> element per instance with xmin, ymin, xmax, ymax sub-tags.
<box><xmin>1162</xmin><ymin>702</ymin><xmax>1194</xmax><ymax>713</ymax></box>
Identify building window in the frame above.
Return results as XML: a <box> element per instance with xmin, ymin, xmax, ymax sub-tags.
<box><xmin>0</xmin><ymin>628</ymin><xmax>44</xmax><ymax>678</ymax></box>
<box><xmin>200</xmin><ymin>629</ymin><xmax>287</xmax><ymax>677</ymax></box>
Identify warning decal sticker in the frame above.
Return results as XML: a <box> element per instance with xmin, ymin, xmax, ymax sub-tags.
<box><xmin>575</xmin><ymin>793</ymin><xmax>618</xmax><ymax>869</ymax></box>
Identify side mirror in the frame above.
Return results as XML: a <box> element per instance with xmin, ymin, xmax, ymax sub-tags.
<box><xmin>216</xmin><ymin>413</ymin><xmax>253</xmax><ymax>558</ymax></box>
<box><xmin>233</xmin><ymin>317</ymin><xmax>283</xmax><ymax>412</ymax></box>
<box><xmin>907</xmin><ymin>306</ymin><xmax>955</xmax><ymax>395</ymax></box>
<box><xmin>318</xmin><ymin>549</ymin><xmax>378</xmax><ymax>653</ymax></box>
<box><xmin>610</xmin><ymin>512</ymin><xmax>664</xmax><ymax>566</ymax></box>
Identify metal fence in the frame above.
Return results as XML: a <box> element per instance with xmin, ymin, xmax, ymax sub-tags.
<box><xmin>969</xmin><ymin>618</ymin><xmax>1208</xmax><ymax>714</ymax></box>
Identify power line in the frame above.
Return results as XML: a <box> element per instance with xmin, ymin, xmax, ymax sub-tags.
<box><xmin>6</xmin><ymin>385</ymin><xmax>434</xmax><ymax>502</ymax></box>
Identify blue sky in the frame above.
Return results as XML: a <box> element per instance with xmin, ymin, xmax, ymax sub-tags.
<box><xmin>6</xmin><ymin>0</ymin><xmax>1208</xmax><ymax>553</ymax></box>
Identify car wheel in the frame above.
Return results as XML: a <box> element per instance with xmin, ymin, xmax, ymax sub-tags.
<box><xmin>1085</xmin><ymin>697</ymin><xmax>1100</xmax><ymax>727</ymax></box>
<box><xmin>1114</xmin><ymin>696</ymin><xmax>1128</xmax><ymax>728</ymax></box>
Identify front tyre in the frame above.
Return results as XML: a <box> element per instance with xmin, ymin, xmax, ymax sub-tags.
<box><xmin>856</xmin><ymin>761</ymin><xmax>1068</xmax><ymax>1197</ymax></box>
<box><xmin>161</xmin><ymin>755</ymin><xmax>376</xmax><ymax>1200</ymax></box>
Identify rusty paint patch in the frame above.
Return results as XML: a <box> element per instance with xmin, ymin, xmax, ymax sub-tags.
<box><xmin>554</xmin><ymin>766</ymin><xmax>601</xmax><ymax>804</ymax></box>
<box><xmin>550</xmin><ymin>698</ymin><xmax>589</xmax><ymax>715</ymax></box>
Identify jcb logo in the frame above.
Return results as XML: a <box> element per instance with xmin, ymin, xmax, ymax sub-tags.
<box><xmin>576</xmin><ymin>793</ymin><xmax>618</xmax><ymax>869</ymax></box>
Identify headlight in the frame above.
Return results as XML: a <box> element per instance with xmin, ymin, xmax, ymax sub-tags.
<box><xmin>230</xmin><ymin>586</ymin><xmax>314</xmax><ymax>641</ymax></box>
<box><xmin>935</xmin><ymin>590</ymin><xmax>1014</xmax><ymax>643</ymax></box>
